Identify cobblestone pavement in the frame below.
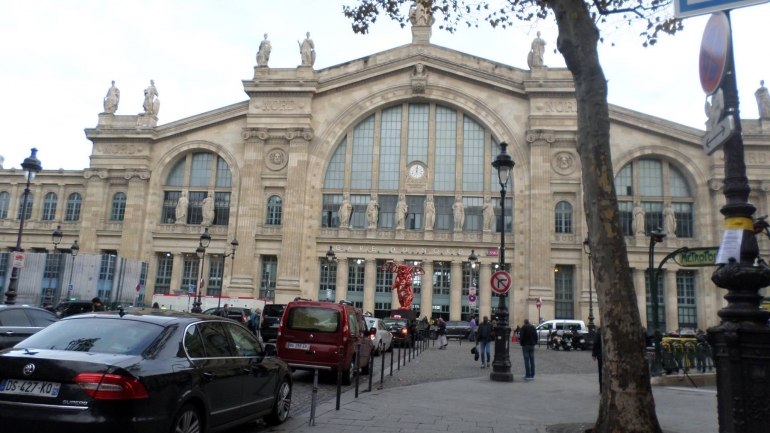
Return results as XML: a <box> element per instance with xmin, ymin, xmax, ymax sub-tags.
<box><xmin>230</xmin><ymin>338</ymin><xmax>597</xmax><ymax>432</ymax></box>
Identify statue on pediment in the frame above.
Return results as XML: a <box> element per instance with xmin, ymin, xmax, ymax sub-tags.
<box><xmin>103</xmin><ymin>81</ymin><xmax>120</xmax><ymax>114</ymax></box>
<box><xmin>527</xmin><ymin>31</ymin><xmax>546</xmax><ymax>68</ymax></box>
<box><xmin>366</xmin><ymin>194</ymin><xmax>379</xmax><ymax>229</ymax></box>
<box><xmin>756</xmin><ymin>80</ymin><xmax>770</xmax><ymax>120</ymax></box>
<box><xmin>257</xmin><ymin>33</ymin><xmax>271</xmax><ymax>67</ymax></box>
<box><xmin>663</xmin><ymin>202</ymin><xmax>676</xmax><ymax>235</ymax></box>
<box><xmin>143</xmin><ymin>80</ymin><xmax>160</xmax><ymax>116</ymax></box>
<box><xmin>201</xmin><ymin>196</ymin><xmax>215</xmax><ymax>227</ymax></box>
<box><xmin>452</xmin><ymin>197</ymin><xmax>465</xmax><ymax>231</ymax></box>
<box><xmin>175</xmin><ymin>191</ymin><xmax>188</xmax><ymax>224</ymax></box>
<box><xmin>298</xmin><ymin>32</ymin><xmax>315</xmax><ymax>67</ymax></box>
<box><xmin>396</xmin><ymin>195</ymin><xmax>408</xmax><ymax>229</ymax></box>
<box><xmin>424</xmin><ymin>195</ymin><xmax>435</xmax><ymax>230</ymax></box>
<box><xmin>409</xmin><ymin>0</ymin><xmax>434</xmax><ymax>26</ymax></box>
<box><xmin>339</xmin><ymin>194</ymin><xmax>352</xmax><ymax>228</ymax></box>
<box><xmin>633</xmin><ymin>200</ymin><xmax>645</xmax><ymax>236</ymax></box>
<box><xmin>483</xmin><ymin>197</ymin><xmax>495</xmax><ymax>231</ymax></box>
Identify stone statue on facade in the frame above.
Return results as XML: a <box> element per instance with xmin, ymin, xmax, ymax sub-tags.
<box><xmin>201</xmin><ymin>196</ymin><xmax>215</xmax><ymax>226</ymax></box>
<box><xmin>482</xmin><ymin>196</ymin><xmax>495</xmax><ymax>231</ymax></box>
<box><xmin>705</xmin><ymin>88</ymin><xmax>724</xmax><ymax>132</ymax></box>
<box><xmin>527</xmin><ymin>31</ymin><xmax>546</xmax><ymax>68</ymax></box>
<box><xmin>633</xmin><ymin>200</ymin><xmax>645</xmax><ymax>235</ymax></box>
<box><xmin>0</xmin><ymin>155</ymin><xmax>4</xmax><ymax>169</ymax></box>
<box><xmin>257</xmin><ymin>33</ymin><xmax>271</xmax><ymax>67</ymax></box>
<box><xmin>424</xmin><ymin>195</ymin><xmax>435</xmax><ymax>230</ymax></box>
<box><xmin>756</xmin><ymin>80</ymin><xmax>770</xmax><ymax>121</ymax></box>
<box><xmin>395</xmin><ymin>195</ymin><xmax>408</xmax><ymax>229</ymax></box>
<box><xmin>103</xmin><ymin>81</ymin><xmax>120</xmax><ymax>114</ymax></box>
<box><xmin>663</xmin><ymin>202</ymin><xmax>676</xmax><ymax>235</ymax></box>
<box><xmin>175</xmin><ymin>191</ymin><xmax>188</xmax><ymax>224</ymax></box>
<box><xmin>408</xmin><ymin>0</ymin><xmax>434</xmax><ymax>26</ymax></box>
<box><xmin>338</xmin><ymin>194</ymin><xmax>352</xmax><ymax>227</ymax></box>
<box><xmin>143</xmin><ymin>80</ymin><xmax>160</xmax><ymax>115</ymax></box>
<box><xmin>298</xmin><ymin>32</ymin><xmax>315</xmax><ymax>67</ymax></box>
<box><xmin>452</xmin><ymin>197</ymin><xmax>465</xmax><ymax>231</ymax></box>
<box><xmin>366</xmin><ymin>194</ymin><xmax>379</xmax><ymax>229</ymax></box>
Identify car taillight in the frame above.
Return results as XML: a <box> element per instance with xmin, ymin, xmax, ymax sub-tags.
<box><xmin>241</xmin><ymin>315</ymin><xmax>247</xmax><ymax>323</ymax></box>
<box><xmin>73</xmin><ymin>373</ymin><xmax>149</xmax><ymax>400</ymax></box>
<box><xmin>370</xmin><ymin>334</ymin><xmax>376</xmax><ymax>340</ymax></box>
<box><xmin>343</xmin><ymin>324</ymin><xmax>348</xmax><ymax>342</ymax></box>
<box><xmin>401</xmin><ymin>328</ymin><xmax>408</xmax><ymax>335</ymax></box>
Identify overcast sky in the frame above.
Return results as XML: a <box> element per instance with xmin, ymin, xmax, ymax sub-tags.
<box><xmin>1</xmin><ymin>0</ymin><xmax>768</xmax><ymax>170</ymax></box>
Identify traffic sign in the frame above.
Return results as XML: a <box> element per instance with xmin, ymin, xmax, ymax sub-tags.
<box><xmin>536</xmin><ymin>297</ymin><xmax>542</xmax><ymax>309</ymax></box>
<box><xmin>469</xmin><ymin>286</ymin><xmax>477</xmax><ymax>296</ymax></box>
<box><xmin>490</xmin><ymin>270</ymin><xmax>512</xmax><ymax>294</ymax></box>
<box><xmin>67</xmin><ymin>284</ymin><xmax>73</xmax><ymax>292</ymax></box>
<box><xmin>468</xmin><ymin>294</ymin><xmax>477</xmax><ymax>303</ymax></box>
<box><xmin>699</xmin><ymin>12</ymin><xmax>731</xmax><ymax>95</ymax></box>
<box><xmin>675</xmin><ymin>0</ymin><xmax>769</xmax><ymax>19</ymax></box>
<box><xmin>703</xmin><ymin>115</ymin><xmax>736</xmax><ymax>155</ymax></box>
<box><xmin>11</xmin><ymin>252</ymin><xmax>25</xmax><ymax>268</ymax></box>
<box><xmin>188</xmin><ymin>284</ymin><xmax>195</xmax><ymax>294</ymax></box>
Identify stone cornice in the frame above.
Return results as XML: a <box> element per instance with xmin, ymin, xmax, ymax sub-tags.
<box><xmin>154</xmin><ymin>101</ymin><xmax>249</xmax><ymax>139</ymax></box>
<box><xmin>609</xmin><ymin>104</ymin><xmax>703</xmax><ymax>146</ymax></box>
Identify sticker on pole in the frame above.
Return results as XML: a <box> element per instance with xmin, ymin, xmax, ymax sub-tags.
<box><xmin>469</xmin><ymin>286</ymin><xmax>477</xmax><ymax>296</ymax></box>
<box><xmin>490</xmin><ymin>270</ymin><xmax>512</xmax><ymax>295</ymax></box>
<box><xmin>536</xmin><ymin>297</ymin><xmax>542</xmax><ymax>309</ymax></box>
<box><xmin>135</xmin><ymin>283</ymin><xmax>141</xmax><ymax>292</ymax></box>
<box><xmin>11</xmin><ymin>253</ymin><xmax>25</xmax><ymax>268</ymax></box>
<box><xmin>188</xmin><ymin>284</ymin><xmax>195</xmax><ymax>294</ymax></box>
<box><xmin>699</xmin><ymin>12</ymin><xmax>731</xmax><ymax>95</ymax></box>
<box><xmin>468</xmin><ymin>294</ymin><xmax>477</xmax><ymax>303</ymax></box>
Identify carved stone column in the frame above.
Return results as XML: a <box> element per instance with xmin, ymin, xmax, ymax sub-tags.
<box><xmin>169</xmin><ymin>253</ymin><xmax>184</xmax><ymax>295</ymax></box>
<box><xmin>335</xmin><ymin>258</ymin><xmax>348</xmax><ymax>303</ymax></box>
<box><xmin>450</xmin><ymin>261</ymin><xmax>462</xmax><ymax>320</ymax></box>
<box><xmin>8</xmin><ymin>183</ymin><xmax>19</xmax><ymax>223</ymax></box>
<box><xmin>56</xmin><ymin>183</ymin><xmax>66</xmax><ymax>223</ymax></box>
<box><xmin>526</xmin><ymin>130</ymin><xmax>555</xmax><ymax>301</ymax></box>
<box><xmin>79</xmin><ymin>170</ymin><xmax>109</xmax><ymax>254</ymax></box>
<box><xmin>119</xmin><ymin>171</ymin><xmax>150</xmax><ymax>260</ymax></box>
<box><xmin>633</xmin><ymin>268</ymin><xmax>647</xmax><ymax>326</ymax></box>
<box><xmin>275</xmin><ymin>130</ymin><xmax>312</xmax><ymax>302</ymax></box>
<box><xmin>363</xmin><ymin>259</ymin><xmax>376</xmax><ymax>313</ymax></box>
<box><xmin>32</xmin><ymin>183</ymin><xmax>43</xmax><ymax>221</ymax></box>
<box><xmin>664</xmin><ymin>268</ymin><xmax>679</xmax><ymax>332</ymax></box>
<box><xmin>479</xmin><ymin>263</ymin><xmax>492</xmax><ymax>320</ymax></box>
<box><xmin>420</xmin><ymin>261</ymin><xmax>434</xmax><ymax>318</ymax></box>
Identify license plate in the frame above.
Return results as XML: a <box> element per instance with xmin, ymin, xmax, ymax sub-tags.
<box><xmin>0</xmin><ymin>379</ymin><xmax>61</xmax><ymax>398</ymax></box>
<box><xmin>286</xmin><ymin>343</ymin><xmax>310</xmax><ymax>350</ymax></box>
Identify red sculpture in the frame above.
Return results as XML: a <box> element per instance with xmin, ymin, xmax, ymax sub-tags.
<box><xmin>381</xmin><ymin>261</ymin><xmax>425</xmax><ymax>310</ymax></box>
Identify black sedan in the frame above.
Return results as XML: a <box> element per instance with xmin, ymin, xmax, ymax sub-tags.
<box><xmin>0</xmin><ymin>305</ymin><xmax>58</xmax><ymax>349</ymax></box>
<box><xmin>0</xmin><ymin>309</ymin><xmax>292</xmax><ymax>433</ymax></box>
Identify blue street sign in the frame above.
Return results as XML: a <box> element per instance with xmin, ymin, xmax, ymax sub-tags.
<box><xmin>675</xmin><ymin>0</ymin><xmax>769</xmax><ymax>19</ymax></box>
<box><xmin>67</xmin><ymin>284</ymin><xmax>73</xmax><ymax>292</ymax></box>
<box><xmin>189</xmin><ymin>284</ymin><xmax>195</xmax><ymax>294</ymax></box>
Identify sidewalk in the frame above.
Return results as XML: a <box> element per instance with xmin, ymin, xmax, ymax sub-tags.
<box><xmin>269</xmin><ymin>373</ymin><xmax>717</xmax><ymax>433</ymax></box>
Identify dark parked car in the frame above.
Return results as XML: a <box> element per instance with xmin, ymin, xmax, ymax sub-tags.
<box><xmin>445</xmin><ymin>320</ymin><xmax>473</xmax><ymax>340</ymax></box>
<box><xmin>261</xmin><ymin>304</ymin><xmax>287</xmax><ymax>342</ymax></box>
<box><xmin>0</xmin><ymin>305</ymin><xmax>58</xmax><ymax>349</ymax></box>
<box><xmin>0</xmin><ymin>310</ymin><xmax>292</xmax><ymax>432</ymax></box>
<box><xmin>53</xmin><ymin>300</ymin><xmax>94</xmax><ymax>318</ymax></box>
<box><xmin>202</xmin><ymin>306</ymin><xmax>250</xmax><ymax>324</ymax></box>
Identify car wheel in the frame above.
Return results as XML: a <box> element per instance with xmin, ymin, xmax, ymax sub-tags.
<box><xmin>342</xmin><ymin>358</ymin><xmax>355</xmax><ymax>386</ymax></box>
<box><xmin>264</xmin><ymin>378</ymin><xmax>292</xmax><ymax>426</ymax></box>
<box><xmin>170</xmin><ymin>404</ymin><xmax>202</xmax><ymax>433</ymax></box>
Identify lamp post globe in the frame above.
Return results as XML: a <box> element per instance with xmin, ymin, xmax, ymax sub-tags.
<box><xmin>490</xmin><ymin>142</ymin><xmax>514</xmax><ymax>382</ymax></box>
<box><xmin>5</xmin><ymin>148</ymin><xmax>42</xmax><ymax>305</ymax></box>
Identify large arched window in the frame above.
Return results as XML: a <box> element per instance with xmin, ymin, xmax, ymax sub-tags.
<box><xmin>614</xmin><ymin>159</ymin><xmax>694</xmax><ymax>237</ymax></box>
<box><xmin>65</xmin><ymin>193</ymin><xmax>82</xmax><ymax>222</ymax></box>
<box><xmin>0</xmin><ymin>191</ymin><xmax>9</xmax><ymax>219</ymax></box>
<box><xmin>18</xmin><ymin>193</ymin><xmax>33</xmax><ymax>220</ymax></box>
<box><xmin>110</xmin><ymin>193</ymin><xmax>126</xmax><ymax>222</ymax></box>
<box><xmin>321</xmin><ymin>102</ymin><xmax>511</xmax><ymax>231</ymax></box>
<box><xmin>42</xmin><ymin>192</ymin><xmax>57</xmax><ymax>221</ymax></box>
<box><xmin>554</xmin><ymin>201</ymin><xmax>573</xmax><ymax>234</ymax></box>
<box><xmin>161</xmin><ymin>152</ymin><xmax>233</xmax><ymax>225</ymax></box>
<box><xmin>266</xmin><ymin>195</ymin><xmax>283</xmax><ymax>226</ymax></box>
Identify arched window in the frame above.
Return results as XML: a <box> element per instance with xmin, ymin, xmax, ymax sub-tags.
<box><xmin>555</xmin><ymin>201</ymin><xmax>573</xmax><ymax>234</ymax></box>
<box><xmin>0</xmin><ymin>191</ymin><xmax>9</xmax><ymax>219</ymax></box>
<box><xmin>65</xmin><ymin>193</ymin><xmax>82</xmax><ymax>222</ymax></box>
<box><xmin>266</xmin><ymin>196</ymin><xmax>283</xmax><ymax>226</ymax></box>
<box><xmin>41</xmin><ymin>192</ymin><xmax>57</xmax><ymax>221</ymax></box>
<box><xmin>18</xmin><ymin>193</ymin><xmax>33</xmax><ymax>220</ymax></box>
<box><xmin>615</xmin><ymin>158</ymin><xmax>694</xmax><ymax>238</ymax></box>
<box><xmin>110</xmin><ymin>193</ymin><xmax>127</xmax><ymax>222</ymax></box>
<box><xmin>161</xmin><ymin>152</ymin><xmax>233</xmax><ymax>225</ymax></box>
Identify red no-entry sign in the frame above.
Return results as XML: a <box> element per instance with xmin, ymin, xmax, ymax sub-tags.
<box><xmin>490</xmin><ymin>271</ymin><xmax>512</xmax><ymax>294</ymax></box>
<box><xmin>699</xmin><ymin>12</ymin><xmax>731</xmax><ymax>95</ymax></box>
<box><xmin>536</xmin><ymin>297</ymin><xmax>542</xmax><ymax>309</ymax></box>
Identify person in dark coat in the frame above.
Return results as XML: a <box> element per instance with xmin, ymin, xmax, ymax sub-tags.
<box><xmin>475</xmin><ymin>316</ymin><xmax>495</xmax><ymax>368</ymax></box>
<box><xmin>91</xmin><ymin>297</ymin><xmax>106</xmax><ymax>312</ymax></box>
<box><xmin>520</xmin><ymin>319</ymin><xmax>537</xmax><ymax>380</ymax></box>
<box><xmin>592</xmin><ymin>327</ymin><xmax>602</xmax><ymax>393</ymax></box>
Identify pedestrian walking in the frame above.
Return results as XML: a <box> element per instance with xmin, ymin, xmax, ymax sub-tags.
<box><xmin>520</xmin><ymin>319</ymin><xmax>537</xmax><ymax>380</ymax></box>
<box><xmin>437</xmin><ymin>318</ymin><xmax>448</xmax><ymax>349</ymax></box>
<box><xmin>91</xmin><ymin>297</ymin><xmax>106</xmax><ymax>312</ymax></box>
<box><xmin>468</xmin><ymin>315</ymin><xmax>477</xmax><ymax>342</ymax></box>
<box><xmin>475</xmin><ymin>316</ymin><xmax>494</xmax><ymax>368</ymax></box>
<box><xmin>218</xmin><ymin>304</ymin><xmax>231</xmax><ymax>317</ymax></box>
<box><xmin>592</xmin><ymin>327</ymin><xmax>602</xmax><ymax>393</ymax></box>
<box><xmin>248</xmin><ymin>308</ymin><xmax>262</xmax><ymax>337</ymax></box>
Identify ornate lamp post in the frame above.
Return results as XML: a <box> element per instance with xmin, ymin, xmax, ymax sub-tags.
<box><xmin>218</xmin><ymin>238</ymin><xmax>238</xmax><ymax>311</ymax></box>
<box><xmin>43</xmin><ymin>225</ymin><xmax>63</xmax><ymax>306</ymax></box>
<box><xmin>468</xmin><ymin>249</ymin><xmax>478</xmax><ymax>320</ymax></box>
<box><xmin>648</xmin><ymin>228</ymin><xmax>666</xmax><ymax>376</ymax></box>
<box><xmin>191</xmin><ymin>228</ymin><xmax>211</xmax><ymax>313</ymax></box>
<box><xmin>490</xmin><ymin>142</ymin><xmax>514</xmax><ymax>382</ymax></box>
<box><xmin>5</xmin><ymin>148</ymin><xmax>42</xmax><ymax>305</ymax></box>
<box><xmin>581</xmin><ymin>237</ymin><xmax>596</xmax><ymax>334</ymax></box>
<box><xmin>325</xmin><ymin>246</ymin><xmax>336</xmax><ymax>301</ymax></box>
<box><xmin>66</xmin><ymin>240</ymin><xmax>79</xmax><ymax>302</ymax></box>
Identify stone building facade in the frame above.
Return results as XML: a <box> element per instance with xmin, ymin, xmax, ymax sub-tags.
<box><xmin>2</xmin><ymin>21</ymin><xmax>770</xmax><ymax>332</ymax></box>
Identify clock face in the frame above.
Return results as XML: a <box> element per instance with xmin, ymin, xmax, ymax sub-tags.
<box><xmin>409</xmin><ymin>164</ymin><xmax>425</xmax><ymax>179</ymax></box>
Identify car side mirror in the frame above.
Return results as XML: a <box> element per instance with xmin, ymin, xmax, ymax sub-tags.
<box><xmin>265</xmin><ymin>344</ymin><xmax>278</xmax><ymax>357</ymax></box>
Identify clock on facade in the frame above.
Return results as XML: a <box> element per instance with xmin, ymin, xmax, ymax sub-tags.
<box><xmin>409</xmin><ymin>164</ymin><xmax>425</xmax><ymax>179</ymax></box>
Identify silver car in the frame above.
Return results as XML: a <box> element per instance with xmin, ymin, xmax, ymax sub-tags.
<box><xmin>365</xmin><ymin>317</ymin><xmax>393</xmax><ymax>355</ymax></box>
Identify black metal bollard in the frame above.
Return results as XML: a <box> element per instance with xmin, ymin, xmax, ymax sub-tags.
<box><xmin>379</xmin><ymin>341</ymin><xmax>386</xmax><ymax>389</ymax></box>
<box><xmin>403</xmin><ymin>339</ymin><xmax>407</xmax><ymax>365</ymax></box>
<box><xmin>309</xmin><ymin>367</ymin><xmax>319</xmax><ymax>426</ymax></box>
<box><xmin>397</xmin><ymin>342</ymin><xmax>401</xmax><ymax>371</ymax></box>
<box><xmin>336</xmin><ymin>345</ymin><xmax>343</xmax><ymax>410</ymax></box>
<box><xmin>408</xmin><ymin>337</ymin><xmax>412</xmax><ymax>362</ymax></box>
<box><xmin>368</xmin><ymin>345</ymin><xmax>374</xmax><ymax>392</ymax></box>
<box><xmin>390</xmin><ymin>341</ymin><xmax>394</xmax><ymax>376</ymax></box>
<box><xmin>354</xmin><ymin>341</ymin><xmax>361</xmax><ymax>398</ymax></box>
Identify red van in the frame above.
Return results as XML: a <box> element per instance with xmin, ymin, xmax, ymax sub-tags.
<box><xmin>277</xmin><ymin>299</ymin><xmax>373</xmax><ymax>385</ymax></box>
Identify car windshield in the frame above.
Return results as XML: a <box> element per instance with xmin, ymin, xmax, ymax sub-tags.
<box><xmin>19</xmin><ymin>318</ymin><xmax>164</xmax><ymax>355</ymax></box>
<box><xmin>286</xmin><ymin>307</ymin><xmax>340</xmax><ymax>333</ymax></box>
<box><xmin>382</xmin><ymin>319</ymin><xmax>406</xmax><ymax>327</ymax></box>
<box><xmin>263</xmin><ymin>305</ymin><xmax>286</xmax><ymax>317</ymax></box>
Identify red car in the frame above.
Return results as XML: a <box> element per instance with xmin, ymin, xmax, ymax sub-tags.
<box><xmin>277</xmin><ymin>299</ymin><xmax>373</xmax><ymax>385</ymax></box>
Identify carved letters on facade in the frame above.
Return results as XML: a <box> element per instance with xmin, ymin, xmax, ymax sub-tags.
<box><xmin>551</xmin><ymin>151</ymin><xmax>577</xmax><ymax>175</ymax></box>
<box><xmin>96</xmin><ymin>144</ymin><xmax>144</xmax><ymax>155</ymax></box>
<box><xmin>266</xmin><ymin>149</ymin><xmax>288</xmax><ymax>171</ymax></box>
<box><xmin>259</xmin><ymin>100</ymin><xmax>305</xmax><ymax>111</ymax></box>
<box><xmin>534</xmin><ymin>100</ymin><xmax>577</xmax><ymax>113</ymax></box>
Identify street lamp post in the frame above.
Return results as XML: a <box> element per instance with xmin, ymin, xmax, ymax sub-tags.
<box><xmin>468</xmin><ymin>250</ymin><xmax>478</xmax><ymax>320</ymax></box>
<box><xmin>326</xmin><ymin>246</ymin><xmax>336</xmax><ymax>301</ymax></box>
<box><xmin>191</xmin><ymin>228</ymin><xmax>211</xmax><ymax>314</ymax></box>
<box><xmin>43</xmin><ymin>225</ymin><xmax>63</xmax><ymax>306</ymax></box>
<box><xmin>581</xmin><ymin>237</ymin><xmax>596</xmax><ymax>335</ymax></box>
<box><xmin>490</xmin><ymin>142</ymin><xmax>514</xmax><ymax>382</ymax></box>
<box><xmin>65</xmin><ymin>240</ymin><xmax>79</xmax><ymax>302</ymax></box>
<box><xmin>5</xmin><ymin>148</ymin><xmax>42</xmax><ymax>305</ymax></box>
<box><xmin>218</xmin><ymin>238</ymin><xmax>238</xmax><ymax>311</ymax></box>
<box><xmin>648</xmin><ymin>228</ymin><xmax>667</xmax><ymax>376</ymax></box>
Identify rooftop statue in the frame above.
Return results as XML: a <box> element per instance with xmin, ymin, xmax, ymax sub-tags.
<box><xmin>257</xmin><ymin>33</ymin><xmax>271</xmax><ymax>67</ymax></box>
<box><xmin>298</xmin><ymin>32</ymin><xmax>315</xmax><ymax>67</ymax></box>
<box><xmin>527</xmin><ymin>31</ymin><xmax>546</xmax><ymax>68</ymax></box>
<box><xmin>103</xmin><ymin>81</ymin><xmax>120</xmax><ymax>114</ymax></box>
<box><xmin>143</xmin><ymin>80</ymin><xmax>160</xmax><ymax>116</ymax></box>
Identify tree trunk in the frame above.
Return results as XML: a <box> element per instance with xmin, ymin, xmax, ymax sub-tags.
<box><xmin>549</xmin><ymin>1</ymin><xmax>663</xmax><ymax>432</ymax></box>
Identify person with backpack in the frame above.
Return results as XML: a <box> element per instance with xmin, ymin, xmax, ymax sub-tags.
<box><xmin>437</xmin><ymin>318</ymin><xmax>448</xmax><ymax>349</ymax></box>
<box><xmin>248</xmin><ymin>308</ymin><xmax>262</xmax><ymax>337</ymax></box>
<box><xmin>475</xmin><ymin>316</ymin><xmax>494</xmax><ymax>368</ymax></box>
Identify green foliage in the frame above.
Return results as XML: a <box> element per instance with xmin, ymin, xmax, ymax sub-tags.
<box><xmin>342</xmin><ymin>0</ymin><xmax>684</xmax><ymax>47</ymax></box>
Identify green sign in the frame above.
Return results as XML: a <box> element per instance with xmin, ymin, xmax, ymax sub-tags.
<box><xmin>677</xmin><ymin>247</ymin><xmax>719</xmax><ymax>267</ymax></box>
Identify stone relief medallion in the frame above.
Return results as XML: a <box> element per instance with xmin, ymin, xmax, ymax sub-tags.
<box><xmin>552</xmin><ymin>151</ymin><xmax>577</xmax><ymax>175</ymax></box>
<box><xmin>266</xmin><ymin>148</ymin><xmax>288</xmax><ymax>171</ymax></box>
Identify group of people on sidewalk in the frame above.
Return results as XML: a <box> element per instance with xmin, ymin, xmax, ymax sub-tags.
<box><xmin>470</xmin><ymin>316</ymin><xmax>537</xmax><ymax>379</ymax></box>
